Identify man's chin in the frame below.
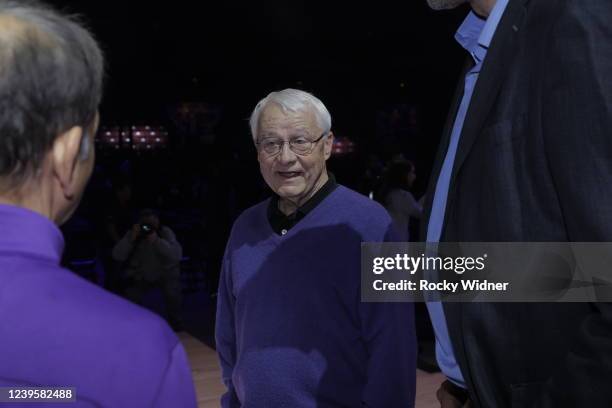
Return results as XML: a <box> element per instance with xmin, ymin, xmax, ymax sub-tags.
<box><xmin>276</xmin><ymin>187</ymin><xmax>303</xmax><ymax>200</ymax></box>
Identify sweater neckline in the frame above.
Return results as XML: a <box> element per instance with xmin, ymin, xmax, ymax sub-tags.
<box><xmin>263</xmin><ymin>186</ymin><xmax>343</xmax><ymax>242</ymax></box>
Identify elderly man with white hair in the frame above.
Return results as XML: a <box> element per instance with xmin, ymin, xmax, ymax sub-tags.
<box><xmin>215</xmin><ymin>88</ymin><xmax>417</xmax><ymax>407</ymax></box>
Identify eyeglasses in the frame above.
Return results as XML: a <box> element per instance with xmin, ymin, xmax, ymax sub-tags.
<box><xmin>256</xmin><ymin>132</ymin><xmax>328</xmax><ymax>156</ymax></box>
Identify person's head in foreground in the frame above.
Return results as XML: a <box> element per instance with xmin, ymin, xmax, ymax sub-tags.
<box><xmin>0</xmin><ymin>2</ymin><xmax>197</xmax><ymax>406</ymax></box>
<box><xmin>0</xmin><ymin>0</ymin><xmax>103</xmax><ymax>223</ymax></box>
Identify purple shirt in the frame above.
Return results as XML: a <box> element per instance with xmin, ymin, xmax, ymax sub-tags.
<box><xmin>0</xmin><ymin>204</ymin><xmax>197</xmax><ymax>407</ymax></box>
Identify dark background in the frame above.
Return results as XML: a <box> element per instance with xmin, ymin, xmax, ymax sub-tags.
<box><xmin>49</xmin><ymin>0</ymin><xmax>471</xmax><ymax>348</ymax></box>
<box><xmin>50</xmin><ymin>1</ymin><xmax>467</xmax><ymax>185</ymax></box>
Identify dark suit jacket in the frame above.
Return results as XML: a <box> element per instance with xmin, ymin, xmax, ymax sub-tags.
<box><xmin>422</xmin><ymin>0</ymin><xmax>612</xmax><ymax>407</ymax></box>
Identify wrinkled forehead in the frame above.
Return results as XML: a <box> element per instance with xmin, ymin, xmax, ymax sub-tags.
<box><xmin>257</xmin><ymin>103</ymin><xmax>321</xmax><ymax>137</ymax></box>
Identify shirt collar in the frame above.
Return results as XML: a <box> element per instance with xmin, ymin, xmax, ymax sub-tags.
<box><xmin>0</xmin><ymin>204</ymin><xmax>64</xmax><ymax>263</ymax></box>
<box><xmin>455</xmin><ymin>0</ymin><xmax>510</xmax><ymax>64</ymax></box>
<box><xmin>267</xmin><ymin>172</ymin><xmax>338</xmax><ymax>234</ymax></box>
<box><xmin>479</xmin><ymin>0</ymin><xmax>510</xmax><ymax>48</ymax></box>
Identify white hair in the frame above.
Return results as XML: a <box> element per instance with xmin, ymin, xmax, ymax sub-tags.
<box><xmin>249</xmin><ymin>88</ymin><xmax>332</xmax><ymax>142</ymax></box>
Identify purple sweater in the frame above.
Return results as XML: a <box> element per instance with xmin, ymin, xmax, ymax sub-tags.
<box><xmin>216</xmin><ymin>186</ymin><xmax>416</xmax><ymax>407</ymax></box>
<box><xmin>0</xmin><ymin>204</ymin><xmax>197</xmax><ymax>407</ymax></box>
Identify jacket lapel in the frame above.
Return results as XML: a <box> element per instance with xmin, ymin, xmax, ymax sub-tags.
<box><xmin>448</xmin><ymin>0</ymin><xmax>529</xmax><ymax>192</ymax></box>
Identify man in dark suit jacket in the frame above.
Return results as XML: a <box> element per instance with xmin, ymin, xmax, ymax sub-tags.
<box><xmin>424</xmin><ymin>0</ymin><xmax>612</xmax><ymax>407</ymax></box>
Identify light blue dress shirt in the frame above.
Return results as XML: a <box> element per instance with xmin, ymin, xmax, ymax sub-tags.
<box><xmin>425</xmin><ymin>0</ymin><xmax>510</xmax><ymax>388</ymax></box>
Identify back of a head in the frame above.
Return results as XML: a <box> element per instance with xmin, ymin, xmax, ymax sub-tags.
<box><xmin>0</xmin><ymin>0</ymin><xmax>104</xmax><ymax>190</ymax></box>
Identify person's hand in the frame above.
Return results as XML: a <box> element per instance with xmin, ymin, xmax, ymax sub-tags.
<box><xmin>436</xmin><ymin>388</ymin><xmax>463</xmax><ymax>408</ymax></box>
<box><xmin>436</xmin><ymin>381</ymin><xmax>471</xmax><ymax>408</ymax></box>
<box><xmin>130</xmin><ymin>224</ymin><xmax>141</xmax><ymax>242</ymax></box>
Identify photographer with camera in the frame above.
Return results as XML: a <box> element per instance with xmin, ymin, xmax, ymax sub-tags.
<box><xmin>112</xmin><ymin>209</ymin><xmax>184</xmax><ymax>331</ymax></box>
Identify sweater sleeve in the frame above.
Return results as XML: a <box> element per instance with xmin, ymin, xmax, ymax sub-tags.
<box><xmin>215</xmin><ymin>248</ymin><xmax>241</xmax><ymax>408</ymax></box>
<box><xmin>536</xmin><ymin>0</ymin><xmax>612</xmax><ymax>406</ymax></box>
<box><xmin>360</xmin><ymin>223</ymin><xmax>417</xmax><ymax>407</ymax></box>
<box><xmin>152</xmin><ymin>342</ymin><xmax>198</xmax><ymax>408</ymax></box>
<box><xmin>359</xmin><ymin>294</ymin><xmax>417</xmax><ymax>407</ymax></box>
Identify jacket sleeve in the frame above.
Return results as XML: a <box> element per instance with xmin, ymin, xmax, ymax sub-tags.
<box><xmin>538</xmin><ymin>1</ymin><xmax>612</xmax><ymax>406</ymax></box>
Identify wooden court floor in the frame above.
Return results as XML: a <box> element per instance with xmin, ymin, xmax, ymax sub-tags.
<box><xmin>178</xmin><ymin>332</ymin><xmax>444</xmax><ymax>408</ymax></box>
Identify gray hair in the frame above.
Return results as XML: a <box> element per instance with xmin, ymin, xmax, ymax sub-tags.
<box><xmin>0</xmin><ymin>0</ymin><xmax>104</xmax><ymax>187</ymax></box>
<box><xmin>249</xmin><ymin>88</ymin><xmax>332</xmax><ymax>142</ymax></box>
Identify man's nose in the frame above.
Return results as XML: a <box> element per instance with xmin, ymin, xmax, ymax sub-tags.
<box><xmin>277</xmin><ymin>142</ymin><xmax>297</xmax><ymax>164</ymax></box>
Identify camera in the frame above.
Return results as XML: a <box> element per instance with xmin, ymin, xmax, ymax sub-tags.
<box><xmin>140</xmin><ymin>223</ymin><xmax>155</xmax><ymax>235</ymax></box>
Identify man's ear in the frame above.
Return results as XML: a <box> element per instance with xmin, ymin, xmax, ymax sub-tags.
<box><xmin>52</xmin><ymin>126</ymin><xmax>84</xmax><ymax>199</ymax></box>
<box><xmin>323</xmin><ymin>131</ymin><xmax>334</xmax><ymax>160</ymax></box>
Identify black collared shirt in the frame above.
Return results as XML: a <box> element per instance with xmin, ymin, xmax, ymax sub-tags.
<box><xmin>267</xmin><ymin>173</ymin><xmax>338</xmax><ymax>235</ymax></box>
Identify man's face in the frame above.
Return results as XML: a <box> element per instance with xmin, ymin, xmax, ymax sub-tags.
<box><xmin>426</xmin><ymin>0</ymin><xmax>468</xmax><ymax>10</ymax></box>
<box><xmin>256</xmin><ymin>103</ymin><xmax>333</xmax><ymax>207</ymax></box>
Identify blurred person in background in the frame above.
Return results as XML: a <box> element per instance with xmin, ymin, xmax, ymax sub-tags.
<box><xmin>102</xmin><ymin>178</ymin><xmax>134</xmax><ymax>292</ymax></box>
<box><xmin>113</xmin><ymin>209</ymin><xmax>184</xmax><ymax>331</ymax></box>
<box><xmin>378</xmin><ymin>159</ymin><xmax>423</xmax><ymax>241</ymax></box>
